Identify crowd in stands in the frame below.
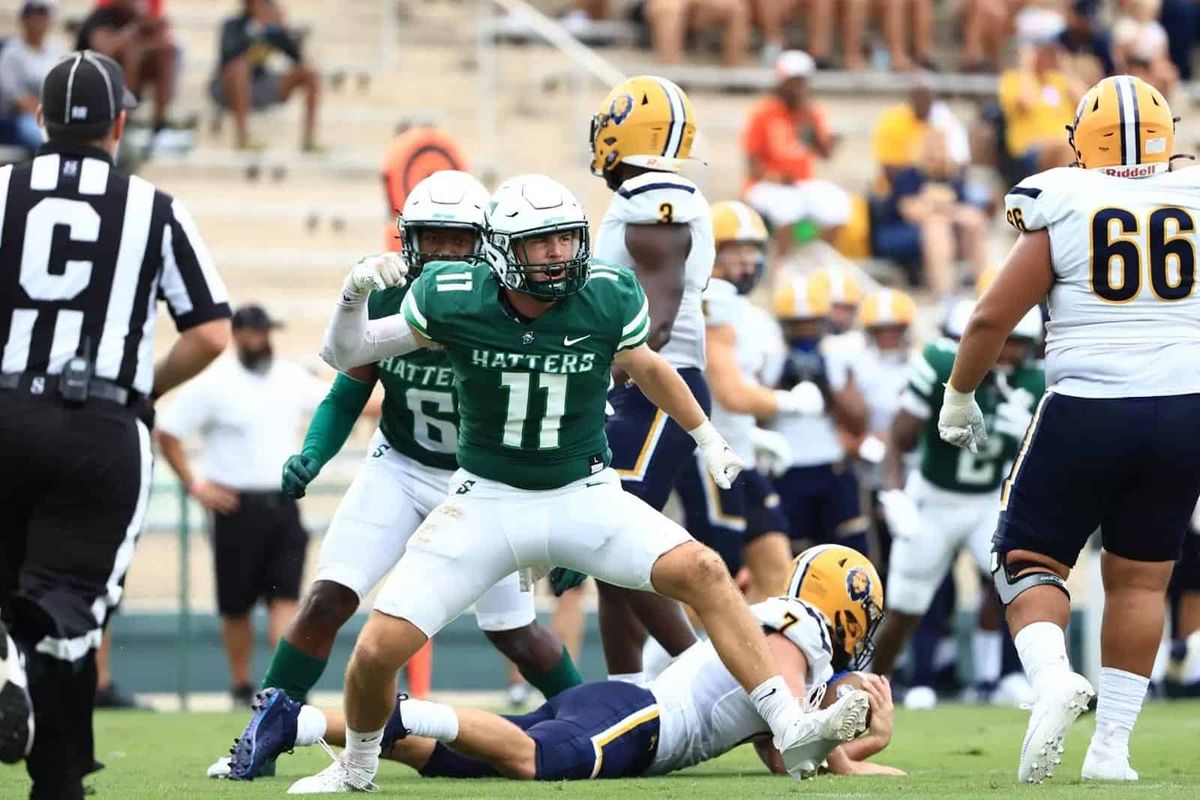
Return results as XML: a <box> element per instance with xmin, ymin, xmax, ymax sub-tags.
<box><xmin>0</xmin><ymin>0</ymin><xmax>322</xmax><ymax>156</ymax></box>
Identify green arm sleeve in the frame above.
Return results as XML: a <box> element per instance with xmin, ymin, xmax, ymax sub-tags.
<box><xmin>300</xmin><ymin>373</ymin><xmax>375</xmax><ymax>468</ymax></box>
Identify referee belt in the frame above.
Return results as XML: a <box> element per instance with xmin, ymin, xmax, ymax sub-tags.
<box><xmin>0</xmin><ymin>372</ymin><xmax>138</xmax><ymax>407</ymax></box>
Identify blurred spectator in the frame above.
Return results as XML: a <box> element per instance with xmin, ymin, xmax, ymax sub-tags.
<box><xmin>872</xmin><ymin>131</ymin><xmax>989</xmax><ymax>300</ymax></box>
<box><xmin>0</xmin><ymin>1</ymin><xmax>62</xmax><ymax>152</ymax></box>
<box><xmin>997</xmin><ymin>15</ymin><xmax>1082</xmax><ymax>180</ymax></box>
<box><xmin>212</xmin><ymin>0</ymin><xmax>321</xmax><ymax>151</ymax></box>
<box><xmin>380</xmin><ymin>124</ymin><xmax>468</xmax><ymax>251</ymax></box>
<box><xmin>1113</xmin><ymin>0</ymin><xmax>1178</xmax><ymax>95</ymax></box>
<box><xmin>562</xmin><ymin>0</ymin><xmax>608</xmax><ymax>34</ymax></box>
<box><xmin>76</xmin><ymin>0</ymin><xmax>176</xmax><ymax>132</ymax></box>
<box><xmin>806</xmin><ymin>0</ymin><xmax>869</xmax><ymax>71</ymax></box>
<box><xmin>873</xmin><ymin>73</ymin><xmax>970</xmax><ymax>186</ymax></box>
<box><xmin>742</xmin><ymin>51</ymin><xmax>849</xmax><ymax>248</ymax></box>
<box><xmin>1162</xmin><ymin>0</ymin><xmax>1200</xmax><ymax>82</ymax></box>
<box><xmin>643</xmin><ymin>0</ymin><xmax>751</xmax><ymax>66</ymax></box>
<box><xmin>750</xmin><ymin>0</ymin><xmax>805</xmax><ymax>66</ymax></box>
<box><xmin>156</xmin><ymin>305</ymin><xmax>328</xmax><ymax>706</ymax></box>
<box><xmin>1058</xmin><ymin>0</ymin><xmax>1116</xmax><ymax>85</ymax></box>
<box><xmin>961</xmin><ymin>0</ymin><xmax>1021</xmax><ymax>73</ymax></box>
<box><xmin>882</xmin><ymin>0</ymin><xmax>936</xmax><ymax>71</ymax></box>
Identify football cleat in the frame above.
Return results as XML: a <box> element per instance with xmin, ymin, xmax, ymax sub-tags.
<box><xmin>0</xmin><ymin>621</ymin><xmax>34</xmax><ymax>764</ymax></box>
<box><xmin>379</xmin><ymin>693</ymin><xmax>411</xmax><ymax>755</ymax></box>
<box><xmin>991</xmin><ymin>672</ymin><xmax>1036</xmax><ymax>708</ymax></box>
<box><xmin>1081</xmin><ymin>727</ymin><xmax>1139</xmax><ymax>782</ymax></box>
<box><xmin>778</xmin><ymin>689</ymin><xmax>871</xmax><ymax>779</ymax></box>
<box><xmin>229</xmin><ymin>688</ymin><xmax>300</xmax><ymax>781</ymax></box>
<box><xmin>288</xmin><ymin>741</ymin><xmax>377</xmax><ymax>794</ymax></box>
<box><xmin>903</xmin><ymin>685</ymin><xmax>938</xmax><ymax>711</ymax></box>
<box><xmin>1017</xmin><ymin>672</ymin><xmax>1095</xmax><ymax>784</ymax></box>
<box><xmin>207</xmin><ymin>755</ymin><xmax>232</xmax><ymax>779</ymax></box>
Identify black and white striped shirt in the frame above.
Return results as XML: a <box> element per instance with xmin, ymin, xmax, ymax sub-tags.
<box><xmin>0</xmin><ymin>144</ymin><xmax>230</xmax><ymax>396</ymax></box>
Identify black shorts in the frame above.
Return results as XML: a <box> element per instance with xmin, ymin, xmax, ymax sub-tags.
<box><xmin>212</xmin><ymin>492</ymin><xmax>308</xmax><ymax>616</ymax></box>
<box><xmin>773</xmin><ymin>462</ymin><xmax>868</xmax><ymax>553</ymax></box>
<box><xmin>995</xmin><ymin>392</ymin><xmax>1200</xmax><ymax>567</ymax></box>
<box><xmin>0</xmin><ymin>393</ymin><xmax>151</xmax><ymax>661</ymax></box>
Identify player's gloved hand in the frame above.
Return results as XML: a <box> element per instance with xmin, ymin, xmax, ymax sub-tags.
<box><xmin>281</xmin><ymin>453</ymin><xmax>320</xmax><ymax>499</ymax></box>
<box><xmin>690</xmin><ymin>420</ymin><xmax>744</xmax><ymax>489</ymax></box>
<box><xmin>938</xmin><ymin>385</ymin><xmax>987</xmax><ymax>453</ymax></box>
<box><xmin>343</xmin><ymin>253</ymin><xmax>407</xmax><ymax>296</ymax></box>
<box><xmin>879</xmin><ymin>489</ymin><xmax>920</xmax><ymax>540</ymax></box>
<box><xmin>749</xmin><ymin>426</ymin><xmax>792</xmax><ymax>477</ymax></box>
<box><xmin>857</xmin><ymin>434</ymin><xmax>886</xmax><ymax>465</ymax></box>
<box><xmin>775</xmin><ymin>380</ymin><xmax>825</xmax><ymax>416</ymax></box>
<box><xmin>548</xmin><ymin>567</ymin><xmax>588</xmax><ymax>597</ymax></box>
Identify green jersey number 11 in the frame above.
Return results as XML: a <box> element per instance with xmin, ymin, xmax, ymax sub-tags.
<box><xmin>500</xmin><ymin>372</ymin><xmax>568</xmax><ymax>449</ymax></box>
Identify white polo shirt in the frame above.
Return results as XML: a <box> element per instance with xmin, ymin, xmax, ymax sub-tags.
<box><xmin>157</xmin><ymin>356</ymin><xmax>328</xmax><ymax>491</ymax></box>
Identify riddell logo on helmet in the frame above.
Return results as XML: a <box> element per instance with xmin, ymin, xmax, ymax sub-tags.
<box><xmin>1098</xmin><ymin>164</ymin><xmax>1162</xmax><ymax>178</ymax></box>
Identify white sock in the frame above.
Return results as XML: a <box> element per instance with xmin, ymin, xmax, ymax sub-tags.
<box><xmin>343</xmin><ymin>727</ymin><xmax>385</xmax><ymax>773</ymax></box>
<box><xmin>1093</xmin><ymin>667</ymin><xmax>1148</xmax><ymax>749</ymax></box>
<box><xmin>400</xmin><ymin>698</ymin><xmax>460</xmax><ymax>742</ymax></box>
<box><xmin>972</xmin><ymin>630</ymin><xmax>1003</xmax><ymax>686</ymax></box>
<box><xmin>641</xmin><ymin>637</ymin><xmax>674</xmax><ymax>682</ymax></box>
<box><xmin>1014</xmin><ymin>621</ymin><xmax>1072</xmax><ymax>693</ymax></box>
<box><xmin>296</xmin><ymin>705</ymin><xmax>328</xmax><ymax>747</ymax></box>
<box><xmin>750</xmin><ymin>675</ymin><xmax>803</xmax><ymax>742</ymax></box>
<box><xmin>608</xmin><ymin>672</ymin><xmax>646</xmax><ymax>687</ymax></box>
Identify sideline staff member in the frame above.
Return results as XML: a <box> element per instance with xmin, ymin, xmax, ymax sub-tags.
<box><xmin>156</xmin><ymin>304</ymin><xmax>328</xmax><ymax>705</ymax></box>
<box><xmin>0</xmin><ymin>51</ymin><xmax>230</xmax><ymax>799</ymax></box>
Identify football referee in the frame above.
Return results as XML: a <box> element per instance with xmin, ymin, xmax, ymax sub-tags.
<box><xmin>0</xmin><ymin>52</ymin><xmax>230</xmax><ymax>799</ymax></box>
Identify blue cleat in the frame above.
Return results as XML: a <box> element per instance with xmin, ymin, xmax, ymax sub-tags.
<box><xmin>380</xmin><ymin>693</ymin><xmax>411</xmax><ymax>755</ymax></box>
<box><xmin>229</xmin><ymin>688</ymin><xmax>300</xmax><ymax>780</ymax></box>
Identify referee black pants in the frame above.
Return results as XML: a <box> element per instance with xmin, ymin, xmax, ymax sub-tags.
<box><xmin>0</xmin><ymin>393</ymin><xmax>152</xmax><ymax>799</ymax></box>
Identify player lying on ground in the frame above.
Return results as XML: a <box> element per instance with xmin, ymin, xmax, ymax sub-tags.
<box><xmin>296</xmin><ymin>174</ymin><xmax>856</xmax><ymax>792</ymax></box>
<box><xmin>206</xmin><ymin>171</ymin><xmax>581</xmax><ymax>781</ymax></box>
<box><xmin>939</xmin><ymin>75</ymin><xmax>1200</xmax><ymax>784</ymax></box>
<box><xmin>266</xmin><ymin>546</ymin><xmax>901</xmax><ymax>788</ymax></box>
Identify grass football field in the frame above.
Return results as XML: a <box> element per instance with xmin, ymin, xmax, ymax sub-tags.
<box><xmin>6</xmin><ymin>701</ymin><xmax>1199</xmax><ymax>799</ymax></box>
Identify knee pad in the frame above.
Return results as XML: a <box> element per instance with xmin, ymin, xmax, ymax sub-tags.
<box><xmin>991</xmin><ymin>551</ymin><xmax>1070</xmax><ymax>607</ymax></box>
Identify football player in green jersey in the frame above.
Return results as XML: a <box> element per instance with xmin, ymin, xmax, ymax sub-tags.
<box><xmin>295</xmin><ymin>175</ymin><xmax>869</xmax><ymax>793</ymax></box>
<box><xmin>870</xmin><ymin>301</ymin><xmax>1046</xmax><ymax>704</ymax></box>
<box><xmin>210</xmin><ymin>172</ymin><xmax>581</xmax><ymax>782</ymax></box>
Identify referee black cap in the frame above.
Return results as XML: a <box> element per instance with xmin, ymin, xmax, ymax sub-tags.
<box><xmin>41</xmin><ymin>51</ymin><xmax>138</xmax><ymax>142</ymax></box>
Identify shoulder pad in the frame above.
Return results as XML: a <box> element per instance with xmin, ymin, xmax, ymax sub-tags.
<box><xmin>1004</xmin><ymin>167</ymin><xmax>1076</xmax><ymax>232</ymax></box>
<box><xmin>702</xmin><ymin>278</ymin><xmax>739</xmax><ymax>325</ymax></box>
<box><xmin>610</xmin><ymin>172</ymin><xmax>708</xmax><ymax>225</ymax></box>
<box><xmin>752</xmin><ymin>597</ymin><xmax>834</xmax><ymax>673</ymax></box>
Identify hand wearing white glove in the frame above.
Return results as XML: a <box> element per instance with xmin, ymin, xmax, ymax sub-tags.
<box><xmin>994</xmin><ymin>399</ymin><xmax>1034</xmax><ymax>439</ymax></box>
<box><xmin>343</xmin><ymin>252</ymin><xmax>408</xmax><ymax>297</ymax></box>
<box><xmin>775</xmin><ymin>381</ymin><xmax>825</xmax><ymax>416</ymax></box>
<box><xmin>938</xmin><ymin>385</ymin><xmax>987</xmax><ymax>453</ymax></box>
<box><xmin>749</xmin><ymin>426</ymin><xmax>792</xmax><ymax>477</ymax></box>
<box><xmin>689</xmin><ymin>421</ymin><xmax>744</xmax><ymax>489</ymax></box>
<box><xmin>879</xmin><ymin>489</ymin><xmax>921</xmax><ymax>540</ymax></box>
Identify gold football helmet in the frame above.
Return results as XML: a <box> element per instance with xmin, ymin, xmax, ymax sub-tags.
<box><xmin>811</xmin><ymin>265</ymin><xmax>863</xmax><ymax>309</ymax></box>
<box><xmin>786</xmin><ymin>544</ymin><xmax>885</xmax><ymax>670</ymax></box>
<box><xmin>1068</xmin><ymin>75</ymin><xmax>1176</xmax><ymax>175</ymax></box>
<box><xmin>711</xmin><ymin>200</ymin><xmax>768</xmax><ymax>247</ymax></box>
<box><xmin>590</xmin><ymin>76</ymin><xmax>697</xmax><ymax>183</ymax></box>
<box><xmin>858</xmin><ymin>288</ymin><xmax>916</xmax><ymax>329</ymax></box>
<box><xmin>771</xmin><ymin>275</ymin><xmax>832</xmax><ymax>321</ymax></box>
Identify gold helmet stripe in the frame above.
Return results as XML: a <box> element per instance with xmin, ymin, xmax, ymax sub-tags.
<box><xmin>654</xmin><ymin>77</ymin><xmax>687</xmax><ymax>159</ymax></box>
<box><xmin>786</xmin><ymin>543</ymin><xmax>836</xmax><ymax>598</ymax></box>
<box><xmin>1115</xmin><ymin>75</ymin><xmax>1139</xmax><ymax>165</ymax></box>
<box><xmin>730</xmin><ymin>201</ymin><xmax>758</xmax><ymax>240</ymax></box>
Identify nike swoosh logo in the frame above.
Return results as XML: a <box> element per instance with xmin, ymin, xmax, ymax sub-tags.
<box><xmin>563</xmin><ymin>335</ymin><xmax>591</xmax><ymax>346</ymax></box>
<box><xmin>585</xmin><ymin>482</ymin><xmax>604</xmax><ymax>488</ymax></box>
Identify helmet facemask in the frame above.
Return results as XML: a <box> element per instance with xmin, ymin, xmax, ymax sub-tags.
<box><xmin>487</xmin><ymin>222</ymin><xmax>591</xmax><ymax>301</ymax></box>
<box><xmin>836</xmin><ymin>595</ymin><xmax>885</xmax><ymax>671</ymax></box>
<box><xmin>399</xmin><ymin>220</ymin><xmax>487</xmax><ymax>278</ymax></box>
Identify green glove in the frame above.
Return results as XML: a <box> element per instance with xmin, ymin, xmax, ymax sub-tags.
<box><xmin>548</xmin><ymin>567</ymin><xmax>588</xmax><ymax>597</ymax></box>
<box><xmin>282</xmin><ymin>454</ymin><xmax>320</xmax><ymax>498</ymax></box>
